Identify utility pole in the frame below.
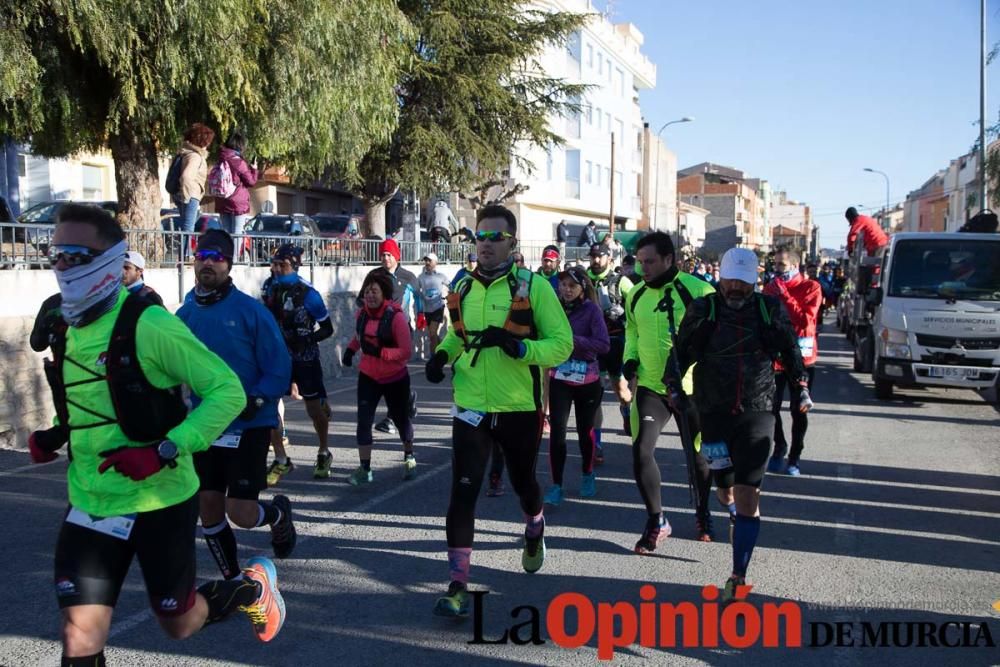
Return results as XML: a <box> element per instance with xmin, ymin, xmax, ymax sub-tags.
<box><xmin>609</xmin><ymin>132</ymin><xmax>616</xmax><ymax>235</ymax></box>
<box><xmin>980</xmin><ymin>0</ymin><xmax>989</xmax><ymax>210</ymax></box>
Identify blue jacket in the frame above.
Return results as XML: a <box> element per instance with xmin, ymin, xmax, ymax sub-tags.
<box><xmin>177</xmin><ymin>285</ymin><xmax>292</xmax><ymax>431</ymax></box>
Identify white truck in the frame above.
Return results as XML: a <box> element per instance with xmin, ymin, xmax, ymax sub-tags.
<box><xmin>854</xmin><ymin>231</ymin><xmax>1000</xmax><ymax>402</ymax></box>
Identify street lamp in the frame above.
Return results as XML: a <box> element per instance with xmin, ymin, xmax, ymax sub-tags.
<box><xmin>863</xmin><ymin>167</ymin><xmax>890</xmax><ymax>231</ymax></box>
<box><xmin>653</xmin><ymin>117</ymin><xmax>694</xmax><ymax>249</ymax></box>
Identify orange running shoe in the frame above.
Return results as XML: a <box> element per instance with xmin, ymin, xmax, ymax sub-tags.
<box><xmin>240</xmin><ymin>556</ymin><xmax>286</xmax><ymax>642</ymax></box>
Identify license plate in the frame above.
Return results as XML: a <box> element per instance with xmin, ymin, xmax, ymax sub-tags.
<box><xmin>928</xmin><ymin>367</ymin><xmax>979</xmax><ymax>379</ymax></box>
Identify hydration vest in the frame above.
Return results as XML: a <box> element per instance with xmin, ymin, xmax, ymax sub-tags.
<box><xmin>266</xmin><ymin>280</ymin><xmax>310</xmax><ymax>336</ymax></box>
<box><xmin>446</xmin><ymin>267</ymin><xmax>536</xmax><ymax>365</ymax></box>
<box><xmin>356</xmin><ymin>304</ymin><xmax>399</xmax><ymax>348</ymax></box>
<box><xmin>46</xmin><ymin>293</ymin><xmax>187</xmax><ymax>444</ymax></box>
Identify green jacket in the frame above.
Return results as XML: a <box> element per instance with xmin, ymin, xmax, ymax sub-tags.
<box><xmin>439</xmin><ymin>266</ymin><xmax>573</xmax><ymax>412</ymax></box>
<box><xmin>624</xmin><ymin>269</ymin><xmax>715</xmax><ymax>395</ymax></box>
<box><xmin>63</xmin><ymin>289</ymin><xmax>245</xmax><ymax>516</ymax></box>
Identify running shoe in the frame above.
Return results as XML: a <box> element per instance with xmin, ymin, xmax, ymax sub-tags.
<box><xmin>403</xmin><ymin>455</ymin><xmax>417</xmax><ymax>480</ymax></box>
<box><xmin>634</xmin><ymin>513</ymin><xmax>671</xmax><ymax>554</ymax></box>
<box><xmin>695</xmin><ymin>509</ymin><xmax>714</xmax><ymax>543</ymax></box>
<box><xmin>269</xmin><ymin>495</ymin><xmax>297</xmax><ymax>559</ymax></box>
<box><xmin>240</xmin><ymin>557</ymin><xmax>286</xmax><ymax>642</ymax></box>
<box><xmin>266</xmin><ymin>459</ymin><xmax>294</xmax><ymax>487</ymax></box>
<box><xmin>313</xmin><ymin>450</ymin><xmax>333</xmax><ymax>479</ymax></box>
<box><xmin>375</xmin><ymin>417</ymin><xmax>396</xmax><ymax>434</ymax></box>
<box><xmin>766</xmin><ymin>456</ymin><xmax>786</xmax><ymax>474</ymax></box>
<box><xmin>786</xmin><ymin>463</ymin><xmax>801</xmax><ymax>477</ymax></box>
<box><xmin>580</xmin><ymin>472</ymin><xmax>597</xmax><ymax>498</ymax></box>
<box><xmin>543</xmin><ymin>484</ymin><xmax>564</xmax><ymax>506</ymax></box>
<box><xmin>594</xmin><ymin>445</ymin><xmax>605</xmax><ymax>465</ymax></box>
<box><xmin>522</xmin><ymin>523</ymin><xmax>546</xmax><ymax>573</ymax></box>
<box><xmin>433</xmin><ymin>581</ymin><xmax>470</xmax><ymax>618</ymax></box>
<box><xmin>409</xmin><ymin>391</ymin><xmax>418</xmax><ymax>419</ymax></box>
<box><xmin>722</xmin><ymin>575</ymin><xmax>748</xmax><ymax>604</ymax></box>
<box><xmin>348</xmin><ymin>466</ymin><xmax>374</xmax><ymax>486</ymax></box>
<box><xmin>485</xmin><ymin>472</ymin><xmax>505</xmax><ymax>497</ymax></box>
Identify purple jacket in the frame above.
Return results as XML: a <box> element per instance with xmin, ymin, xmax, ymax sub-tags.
<box><xmin>215</xmin><ymin>146</ymin><xmax>258</xmax><ymax>215</ymax></box>
<box><xmin>549</xmin><ymin>299</ymin><xmax>609</xmax><ymax>385</ymax></box>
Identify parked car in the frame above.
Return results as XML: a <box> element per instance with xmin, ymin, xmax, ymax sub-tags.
<box><xmin>312</xmin><ymin>212</ymin><xmax>361</xmax><ymax>239</ymax></box>
<box><xmin>243</xmin><ymin>213</ymin><xmax>319</xmax><ymax>262</ymax></box>
<box><xmin>14</xmin><ymin>200</ymin><xmax>117</xmax><ymax>247</ymax></box>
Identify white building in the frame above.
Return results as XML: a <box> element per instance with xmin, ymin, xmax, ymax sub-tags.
<box><xmin>17</xmin><ymin>149</ymin><xmax>118</xmax><ymax>211</ymax></box>
<box><xmin>678</xmin><ymin>201</ymin><xmax>708</xmax><ymax>249</ymax></box>
<box><xmin>641</xmin><ymin>126</ymin><xmax>677</xmax><ymax>234</ymax></box>
<box><xmin>502</xmin><ymin>0</ymin><xmax>657</xmax><ymax>247</ymax></box>
<box><xmin>943</xmin><ymin>152</ymin><xmax>979</xmax><ymax>232</ymax></box>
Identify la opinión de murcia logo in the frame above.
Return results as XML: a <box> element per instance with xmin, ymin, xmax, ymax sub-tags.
<box><xmin>465</xmin><ymin>585</ymin><xmax>996</xmax><ymax>660</ymax></box>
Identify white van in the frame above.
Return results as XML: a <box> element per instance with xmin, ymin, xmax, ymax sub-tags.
<box><xmin>866</xmin><ymin>232</ymin><xmax>1000</xmax><ymax>401</ymax></box>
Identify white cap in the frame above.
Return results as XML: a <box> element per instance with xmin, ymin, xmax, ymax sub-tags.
<box><xmin>422</xmin><ymin>252</ymin><xmax>438</xmax><ymax>262</ymax></box>
<box><xmin>124</xmin><ymin>251</ymin><xmax>145</xmax><ymax>271</ymax></box>
<box><xmin>719</xmin><ymin>248</ymin><xmax>758</xmax><ymax>285</ymax></box>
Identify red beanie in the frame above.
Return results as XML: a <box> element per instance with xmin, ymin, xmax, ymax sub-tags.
<box><xmin>379</xmin><ymin>238</ymin><xmax>401</xmax><ymax>261</ymax></box>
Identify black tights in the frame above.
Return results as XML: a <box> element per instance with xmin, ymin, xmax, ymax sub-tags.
<box><xmin>446</xmin><ymin>411</ymin><xmax>543</xmax><ymax>547</ymax></box>
<box><xmin>631</xmin><ymin>387</ymin><xmax>711</xmax><ymax>517</ymax></box>
<box><xmin>771</xmin><ymin>367</ymin><xmax>814</xmax><ymax>464</ymax></box>
<box><xmin>547</xmin><ymin>379</ymin><xmax>602</xmax><ymax>485</ymax></box>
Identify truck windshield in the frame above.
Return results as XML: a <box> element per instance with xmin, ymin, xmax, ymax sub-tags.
<box><xmin>887</xmin><ymin>239</ymin><xmax>1000</xmax><ymax>301</ymax></box>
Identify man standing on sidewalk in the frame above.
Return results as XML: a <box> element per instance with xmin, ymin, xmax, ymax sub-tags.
<box><xmin>763</xmin><ymin>247</ymin><xmax>822</xmax><ymax>476</ymax></box>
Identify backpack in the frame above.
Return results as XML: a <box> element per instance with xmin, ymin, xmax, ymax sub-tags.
<box><xmin>164</xmin><ymin>154</ymin><xmax>185</xmax><ymax>196</ymax></box>
<box><xmin>446</xmin><ymin>267</ymin><xmax>536</xmax><ymax>366</ymax></box>
<box><xmin>207</xmin><ymin>160</ymin><xmax>237</xmax><ymax>198</ymax></box>
<box><xmin>356</xmin><ymin>305</ymin><xmax>399</xmax><ymax>348</ymax></box>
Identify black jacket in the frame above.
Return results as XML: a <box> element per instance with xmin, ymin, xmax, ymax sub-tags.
<box><xmin>665</xmin><ymin>292</ymin><xmax>807</xmax><ymax>415</ymax></box>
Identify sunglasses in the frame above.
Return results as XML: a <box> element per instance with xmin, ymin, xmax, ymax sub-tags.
<box><xmin>194</xmin><ymin>249</ymin><xmax>227</xmax><ymax>262</ymax></box>
<box><xmin>475</xmin><ymin>230</ymin><xmax>515</xmax><ymax>243</ymax></box>
<box><xmin>47</xmin><ymin>244</ymin><xmax>103</xmax><ymax>268</ymax></box>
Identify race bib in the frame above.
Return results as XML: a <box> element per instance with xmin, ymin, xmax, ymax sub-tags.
<box><xmin>797</xmin><ymin>337</ymin><xmax>815</xmax><ymax>357</ymax></box>
<box><xmin>212</xmin><ymin>430</ymin><xmax>243</xmax><ymax>449</ymax></box>
<box><xmin>66</xmin><ymin>507</ymin><xmax>136</xmax><ymax>541</ymax></box>
<box><xmin>554</xmin><ymin>359</ymin><xmax>588</xmax><ymax>384</ymax></box>
<box><xmin>450</xmin><ymin>405</ymin><xmax>485</xmax><ymax>427</ymax></box>
<box><xmin>701</xmin><ymin>441</ymin><xmax>733</xmax><ymax>471</ymax></box>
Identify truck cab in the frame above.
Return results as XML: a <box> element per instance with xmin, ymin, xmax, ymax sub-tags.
<box><xmin>863</xmin><ymin>232</ymin><xmax>1000</xmax><ymax>401</ymax></box>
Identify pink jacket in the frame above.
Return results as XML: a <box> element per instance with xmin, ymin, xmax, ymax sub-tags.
<box><xmin>215</xmin><ymin>146</ymin><xmax>258</xmax><ymax>215</ymax></box>
<box><xmin>347</xmin><ymin>302</ymin><xmax>412</xmax><ymax>383</ymax></box>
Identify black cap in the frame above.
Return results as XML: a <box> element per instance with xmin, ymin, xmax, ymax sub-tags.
<box><xmin>623</xmin><ymin>254</ymin><xmax>636</xmax><ymax>266</ymax></box>
<box><xmin>845</xmin><ymin>206</ymin><xmax>858</xmax><ymax>220</ymax></box>
<box><xmin>589</xmin><ymin>243</ymin><xmax>610</xmax><ymax>257</ymax></box>
<box><xmin>273</xmin><ymin>243</ymin><xmax>304</xmax><ymax>268</ymax></box>
<box><xmin>196</xmin><ymin>229</ymin><xmax>234</xmax><ymax>261</ymax></box>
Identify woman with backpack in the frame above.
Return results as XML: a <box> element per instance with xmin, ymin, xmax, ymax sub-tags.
<box><xmin>213</xmin><ymin>130</ymin><xmax>259</xmax><ymax>235</ymax></box>
<box><xmin>167</xmin><ymin>123</ymin><xmax>215</xmax><ymax>254</ymax></box>
<box><xmin>341</xmin><ymin>268</ymin><xmax>417</xmax><ymax>486</ymax></box>
<box><xmin>544</xmin><ymin>265</ymin><xmax>609</xmax><ymax>505</ymax></box>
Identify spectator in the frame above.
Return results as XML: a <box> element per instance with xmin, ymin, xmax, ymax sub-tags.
<box><xmin>512</xmin><ymin>252</ymin><xmax>526</xmax><ymax>269</ymax></box>
<box><xmin>845</xmin><ymin>206</ymin><xmax>888</xmax><ymax>256</ymax></box>
<box><xmin>537</xmin><ymin>245</ymin><xmax>561</xmax><ymax>289</ymax></box>
<box><xmin>450</xmin><ymin>252</ymin><xmax>477</xmax><ymax>290</ymax></box>
<box><xmin>556</xmin><ymin>219</ymin><xmax>570</xmax><ymax>257</ymax></box>
<box><xmin>602</xmin><ymin>232</ymin><xmax>624</xmax><ymax>264</ymax></box>
<box><xmin>578</xmin><ymin>220</ymin><xmax>598</xmax><ymax>247</ymax></box>
<box><xmin>215</xmin><ymin>131</ymin><xmax>259</xmax><ymax>235</ymax></box>
<box><xmin>169</xmin><ymin>123</ymin><xmax>214</xmax><ymax>255</ymax></box>
<box><xmin>122</xmin><ymin>251</ymin><xmax>164</xmax><ymax>306</ymax></box>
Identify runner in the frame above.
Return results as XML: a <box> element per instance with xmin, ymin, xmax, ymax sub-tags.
<box><xmin>177</xmin><ymin>230</ymin><xmax>297</xmax><ymax>580</ymax></box>
<box><xmin>623</xmin><ymin>231</ymin><xmax>716</xmax><ymax>549</ymax></box>
<box><xmin>342</xmin><ymin>268</ymin><xmax>417</xmax><ymax>485</ymax></box>
<box><xmin>666</xmin><ymin>247</ymin><xmax>812</xmax><ymax>601</ymax></box>
<box><xmin>417</xmin><ymin>252</ymin><xmax>449</xmax><ymax>355</ymax></box>
<box><xmin>426</xmin><ymin>204</ymin><xmax>572</xmax><ymax>617</ymax></box>
<box><xmin>536</xmin><ymin>245</ymin><xmax>561</xmax><ymax>289</ymax></box>
<box><xmin>544</xmin><ymin>266</ymin><xmax>609</xmax><ymax>504</ymax></box>
<box><xmin>122</xmin><ymin>251</ymin><xmax>164</xmax><ymax>306</ymax></box>
<box><xmin>374</xmin><ymin>239</ymin><xmax>420</xmax><ymax>435</ymax></box>
<box><xmin>28</xmin><ymin>205</ymin><xmax>285</xmax><ymax>664</ymax></box>
<box><xmin>763</xmin><ymin>247</ymin><xmax>822</xmax><ymax>476</ymax></box>
<box><xmin>262</xmin><ymin>244</ymin><xmax>335</xmax><ymax>479</ymax></box>
<box><xmin>586</xmin><ymin>242</ymin><xmax>635</xmax><ymax>452</ymax></box>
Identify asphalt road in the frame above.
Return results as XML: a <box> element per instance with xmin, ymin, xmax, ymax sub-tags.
<box><xmin>2</xmin><ymin>315</ymin><xmax>999</xmax><ymax>666</ymax></box>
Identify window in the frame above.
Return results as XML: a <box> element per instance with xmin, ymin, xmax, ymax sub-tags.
<box><xmin>604</xmin><ymin>167</ymin><xmax>610</xmax><ymax>186</ymax></box>
<box><xmin>616</xmin><ymin>119</ymin><xmax>624</xmax><ymax>139</ymax></box>
<box><xmin>565</xmin><ymin>149</ymin><xmax>581</xmax><ymax>199</ymax></box>
<box><xmin>598</xmin><ymin>52</ymin><xmax>604</xmax><ymax>75</ymax></box>
<box><xmin>596</xmin><ymin>107</ymin><xmax>602</xmax><ymax>129</ymax></box>
<box><xmin>17</xmin><ymin>154</ymin><xmax>27</xmax><ymax>178</ymax></box>
<box><xmin>81</xmin><ymin>164</ymin><xmax>104</xmax><ymax>201</ymax></box>
<box><xmin>605</xmin><ymin>112</ymin><xmax>611</xmax><ymax>130</ymax></box>
<box><xmin>617</xmin><ymin>68</ymin><xmax>625</xmax><ymax>96</ymax></box>
<box><xmin>607</xmin><ymin>60</ymin><xmax>613</xmax><ymax>84</ymax></box>
<box><xmin>615</xmin><ymin>171</ymin><xmax>623</xmax><ymax>197</ymax></box>
<box><xmin>596</xmin><ymin>165</ymin><xmax>602</xmax><ymax>187</ymax></box>
<box><xmin>585</xmin><ymin>160</ymin><xmax>593</xmax><ymax>185</ymax></box>
<box><xmin>586</xmin><ymin>104</ymin><xmax>593</xmax><ymax>125</ymax></box>
<box><xmin>586</xmin><ymin>44</ymin><xmax>593</xmax><ymax>67</ymax></box>
<box><xmin>566</xmin><ymin>31</ymin><xmax>581</xmax><ymax>60</ymax></box>
<box><xmin>546</xmin><ymin>147</ymin><xmax>556</xmax><ymax>181</ymax></box>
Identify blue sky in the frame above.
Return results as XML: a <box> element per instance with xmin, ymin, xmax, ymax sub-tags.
<box><xmin>600</xmin><ymin>0</ymin><xmax>1000</xmax><ymax>248</ymax></box>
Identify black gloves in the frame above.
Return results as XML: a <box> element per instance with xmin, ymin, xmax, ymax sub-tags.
<box><xmin>342</xmin><ymin>348</ymin><xmax>355</xmax><ymax>367</ymax></box>
<box><xmin>477</xmin><ymin>326</ymin><xmax>525</xmax><ymax>359</ymax></box>
<box><xmin>622</xmin><ymin>359</ymin><xmax>638</xmax><ymax>382</ymax></box>
<box><xmin>425</xmin><ymin>350</ymin><xmax>448</xmax><ymax>384</ymax></box>
<box><xmin>239</xmin><ymin>396</ymin><xmax>265</xmax><ymax>421</ymax></box>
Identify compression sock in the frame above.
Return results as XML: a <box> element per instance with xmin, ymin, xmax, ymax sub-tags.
<box><xmin>732</xmin><ymin>514</ymin><xmax>762</xmax><ymax>578</ymax></box>
<box><xmin>361</xmin><ymin>458</ymin><xmax>372</xmax><ymax>471</ymax></box>
<box><xmin>197</xmin><ymin>577</ymin><xmax>261</xmax><ymax>625</ymax></box>
<box><xmin>524</xmin><ymin>511</ymin><xmax>545</xmax><ymax>539</ymax></box>
<box><xmin>62</xmin><ymin>653</ymin><xmax>106</xmax><ymax>667</ymax></box>
<box><xmin>203</xmin><ymin>521</ymin><xmax>240</xmax><ymax>580</ymax></box>
<box><xmin>447</xmin><ymin>547</ymin><xmax>472</xmax><ymax>584</ymax></box>
<box><xmin>255</xmin><ymin>502</ymin><xmax>282</xmax><ymax>528</ymax></box>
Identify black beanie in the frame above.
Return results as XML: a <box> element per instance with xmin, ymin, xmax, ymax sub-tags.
<box><xmin>196</xmin><ymin>229</ymin><xmax>235</xmax><ymax>262</ymax></box>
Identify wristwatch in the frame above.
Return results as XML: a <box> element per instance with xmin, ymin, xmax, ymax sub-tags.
<box><xmin>157</xmin><ymin>440</ymin><xmax>179</xmax><ymax>467</ymax></box>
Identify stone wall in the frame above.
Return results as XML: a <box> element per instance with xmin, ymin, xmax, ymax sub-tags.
<box><xmin>0</xmin><ymin>263</ymin><xmax>455</xmax><ymax>449</ymax></box>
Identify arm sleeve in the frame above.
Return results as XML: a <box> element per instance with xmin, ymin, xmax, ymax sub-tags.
<box><xmin>311</xmin><ymin>317</ymin><xmax>334</xmax><ymax>343</ymax></box>
<box><xmin>623</xmin><ymin>290</ymin><xmax>639</xmax><ymax>363</ymax></box>
<box><xmin>250</xmin><ymin>306</ymin><xmax>292</xmax><ymax>400</ymax></box>
<box><xmin>237</xmin><ymin>159</ymin><xmax>258</xmax><ymax>187</ymax></box>
<box><xmin>381</xmin><ymin>311</ymin><xmax>413</xmax><ymax>362</ymax></box>
<box><xmin>521</xmin><ymin>279</ymin><xmax>573</xmax><ymax>367</ymax></box>
<box><xmin>846</xmin><ymin>224</ymin><xmax>859</xmax><ymax>254</ymax></box>
<box><xmin>136</xmin><ymin>309</ymin><xmax>245</xmax><ymax>454</ymax></box>
<box><xmin>619</xmin><ymin>275</ymin><xmax>635</xmax><ymax>297</ymax></box>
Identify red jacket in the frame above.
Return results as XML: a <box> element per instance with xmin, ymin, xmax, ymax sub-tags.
<box><xmin>847</xmin><ymin>215</ymin><xmax>888</xmax><ymax>256</ymax></box>
<box><xmin>347</xmin><ymin>301</ymin><xmax>412</xmax><ymax>383</ymax></box>
<box><xmin>215</xmin><ymin>146</ymin><xmax>259</xmax><ymax>215</ymax></box>
<box><xmin>763</xmin><ymin>272</ymin><xmax>822</xmax><ymax>368</ymax></box>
